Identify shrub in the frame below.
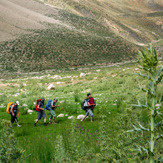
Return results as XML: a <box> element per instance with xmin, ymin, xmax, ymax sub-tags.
<box><xmin>0</xmin><ymin>119</ymin><xmax>22</xmax><ymax>163</ymax></box>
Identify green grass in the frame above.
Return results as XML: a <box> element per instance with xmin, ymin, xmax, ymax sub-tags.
<box><xmin>0</xmin><ymin>63</ymin><xmax>162</xmax><ymax>162</ymax></box>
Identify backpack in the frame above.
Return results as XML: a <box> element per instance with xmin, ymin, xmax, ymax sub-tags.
<box><xmin>6</xmin><ymin>102</ymin><xmax>14</xmax><ymax>114</ymax></box>
<box><xmin>81</xmin><ymin>99</ymin><xmax>89</xmax><ymax>110</ymax></box>
<box><xmin>46</xmin><ymin>99</ymin><xmax>52</xmax><ymax>110</ymax></box>
<box><xmin>36</xmin><ymin>99</ymin><xmax>41</xmax><ymax>112</ymax></box>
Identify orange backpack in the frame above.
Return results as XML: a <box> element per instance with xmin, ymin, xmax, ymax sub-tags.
<box><xmin>6</xmin><ymin>102</ymin><xmax>13</xmax><ymax>114</ymax></box>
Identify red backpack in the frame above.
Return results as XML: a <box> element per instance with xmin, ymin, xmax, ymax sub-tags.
<box><xmin>36</xmin><ymin>99</ymin><xmax>41</xmax><ymax>112</ymax></box>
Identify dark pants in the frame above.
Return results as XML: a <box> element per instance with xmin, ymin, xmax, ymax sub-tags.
<box><xmin>10</xmin><ymin>113</ymin><xmax>18</xmax><ymax>123</ymax></box>
<box><xmin>37</xmin><ymin>111</ymin><xmax>46</xmax><ymax>120</ymax></box>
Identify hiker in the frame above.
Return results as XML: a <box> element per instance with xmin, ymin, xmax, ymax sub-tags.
<box><xmin>81</xmin><ymin>93</ymin><xmax>96</xmax><ymax>122</ymax></box>
<box><xmin>9</xmin><ymin>101</ymin><xmax>21</xmax><ymax>127</ymax></box>
<box><xmin>46</xmin><ymin>99</ymin><xmax>59</xmax><ymax>124</ymax></box>
<box><xmin>34</xmin><ymin>97</ymin><xmax>47</xmax><ymax>127</ymax></box>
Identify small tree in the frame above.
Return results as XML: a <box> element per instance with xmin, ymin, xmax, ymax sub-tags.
<box><xmin>128</xmin><ymin>45</ymin><xmax>163</xmax><ymax>162</ymax></box>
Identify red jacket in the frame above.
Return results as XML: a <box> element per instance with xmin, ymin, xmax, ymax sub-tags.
<box><xmin>90</xmin><ymin>97</ymin><xmax>95</xmax><ymax>110</ymax></box>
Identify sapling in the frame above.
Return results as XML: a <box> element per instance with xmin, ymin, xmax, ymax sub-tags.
<box><xmin>129</xmin><ymin>45</ymin><xmax>162</xmax><ymax>162</ymax></box>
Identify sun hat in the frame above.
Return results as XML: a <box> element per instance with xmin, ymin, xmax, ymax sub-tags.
<box><xmin>16</xmin><ymin>101</ymin><xmax>19</xmax><ymax>105</ymax></box>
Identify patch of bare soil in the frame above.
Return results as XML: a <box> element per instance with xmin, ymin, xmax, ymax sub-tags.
<box><xmin>0</xmin><ymin>0</ymin><xmax>68</xmax><ymax>42</ymax></box>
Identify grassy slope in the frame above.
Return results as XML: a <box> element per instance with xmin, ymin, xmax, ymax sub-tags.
<box><xmin>0</xmin><ymin>0</ymin><xmax>162</xmax><ymax>73</ymax></box>
<box><xmin>0</xmin><ymin>63</ymin><xmax>162</xmax><ymax>162</ymax></box>
<box><xmin>0</xmin><ymin>12</ymin><xmax>136</xmax><ymax>73</ymax></box>
<box><xmin>43</xmin><ymin>0</ymin><xmax>163</xmax><ymax>45</ymax></box>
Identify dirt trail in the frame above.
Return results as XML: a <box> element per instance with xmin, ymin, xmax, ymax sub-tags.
<box><xmin>0</xmin><ymin>0</ymin><xmax>69</xmax><ymax>42</ymax></box>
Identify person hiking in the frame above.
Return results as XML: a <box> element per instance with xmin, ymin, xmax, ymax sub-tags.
<box><xmin>81</xmin><ymin>93</ymin><xmax>96</xmax><ymax>122</ymax></box>
<box><xmin>46</xmin><ymin>99</ymin><xmax>59</xmax><ymax>124</ymax></box>
<box><xmin>10</xmin><ymin>101</ymin><xmax>21</xmax><ymax>127</ymax></box>
<box><xmin>34</xmin><ymin>97</ymin><xmax>47</xmax><ymax>127</ymax></box>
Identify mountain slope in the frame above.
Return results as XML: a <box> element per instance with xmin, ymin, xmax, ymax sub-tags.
<box><xmin>42</xmin><ymin>0</ymin><xmax>163</xmax><ymax>45</ymax></box>
<box><xmin>0</xmin><ymin>0</ymin><xmax>162</xmax><ymax>73</ymax></box>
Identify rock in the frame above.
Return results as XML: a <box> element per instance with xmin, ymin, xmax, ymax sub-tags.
<box><xmin>77</xmin><ymin>115</ymin><xmax>85</xmax><ymax>119</ymax></box>
<box><xmin>56</xmin><ymin>82</ymin><xmax>61</xmax><ymax>84</ymax></box>
<box><xmin>57</xmin><ymin>114</ymin><xmax>64</xmax><ymax>118</ymax></box>
<box><xmin>94</xmin><ymin>77</ymin><xmax>97</xmax><ymax>80</ymax></box>
<box><xmin>0</xmin><ymin>104</ymin><xmax>4</xmax><ymax>108</ymax></box>
<box><xmin>51</xmin><ymin>75</ymin><xmax>62</xmax><ymax>79</ymax></box>
<box><xmin>155</xmin><ymin>104</ymin><xmax>161</xmax><ymax>107</ymax></box>
<box><xmin>13</xmin><ymin>93</ymin><xmax>20</xmax><ymax>97</ymax></box>
<box><xmin>68</xmin><ymin>116</ymin><xmax>74</xmax><ymax>119</ymax></box>
<box><xmin>47</xmin><ymin>84</ymin><xmax>55</xmax><ymax>90</ymax></box>
<box><xmin>82</xmin><ymin>88</ymin><xmax>91</xmax><ymax>93</ymax></box>
<box><xmin>96</xmin><ymin>69</ymin><xmax>100</xmax><ymax>72</ymax></box>
<box><xmin>111</xmin><ymin>74</ymin><xmax>116</xmax><ymax>77</ymax></box>
<box><xmin>28</xmin><ymin>109</ymin><xmax>33</xmax><ymax>113</ymax></box>
<box><xmin>134</xmin><ymin>68</ymin><xmax>139</xmax><ymax>72</ymax></box>
<box><xmin>23</xmin><ymin>83</ymin><xmax>27</xmax><ymax>86</ymax></box>
<box><xmin>80</xmin><ymin>73</ymin><xmax>86</xmax><ymax>77</ymax></box>
<box><xmin>23</xmin><ymin>104</ymin><xmax>28</xmax><ymax>107</ymax></box>
<box><xmin>65</xmin><ymin>76</ymin><xmax>72</xmax><ymax>78</ymax></box>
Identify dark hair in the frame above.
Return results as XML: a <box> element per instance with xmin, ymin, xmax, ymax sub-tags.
<box><xmin>87</xmin><ymin>93</ymin><xmax>91</xmax><ymax>97</ymax></box>
<box><xmin>54</xmin><ymin>99</ymin><xmax>58</xmax><ymax>102</ymax></box>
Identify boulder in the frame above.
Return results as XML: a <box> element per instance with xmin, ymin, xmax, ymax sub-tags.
<box><xmin>134</xmin><ymin>68</ymin><xmax>139</xmax><ymax>72</ymax></box>
<box><xmin>77</xmin><ymin>115</ymin><xmax>85</xmax><ymax>119</ymax></box>
<box><xmin>57</xmin><ymin>114</ymin><xmax>64</xmax><ymax>118</ymax></box>
<box><xmin>51</xmin><ymin>75</ymin><xmax>62</xmax><ymax>79</ymax></box>
<box><xmin>47</xmin><ymin>84</ymin><xmax>55</xmax><ymax>90</ymax></box>
<box><xmin>82</xmin><ymin>88</ymin><xmax>91</xmax><ymax>93</ymax></box>
<box><xmin>57</xmin><ymin>82</ymin><xmax>61</xmax><ymax>84</ymax></box>
<box><xmin>80</xmin><ymin>73</ymin><xmax>86</xmax><ymax>77</ymax></box>
<box><xmin>23</xmin><ymin>104</ymin><xmax>28</xmax><ymax>107</ymax></box>
<box><xmin>155</xmin><ymin>104</ymin><xmax>161</xmax><ymax>107</ymax></box>
<box><xmin>111</xmin><ymin>74</ymin><xmax>116</xmax><ymax>77</ymax></box>
<box><xmin>0</xmin><ymin>104</ymin><xmax>4</xmax><ymax>108</ymax></box>
<box><xmin>68</xmin><ymin>116</ymin><xmax>74</xmax><ymax>119</ymax></box>
<box><xmin>27</xmin><ymin>109</ymin><xmax>33</xmax><ymax>113</ymax></box>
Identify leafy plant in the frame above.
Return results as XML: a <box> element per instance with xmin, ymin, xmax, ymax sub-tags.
<box><xmin>0</xmin><ymin>119</ymin><xmax>22</xmax><ymax>163</ymax></box>
<box><xmin>129</xmin><ymin>44</ymin><xmax>163</xmax><ymax>162</ymax></box>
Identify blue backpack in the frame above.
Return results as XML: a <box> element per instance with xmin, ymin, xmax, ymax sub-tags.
<box><xmin>46</xmin><ymin>99</ymin><xmax>52</xmax><ymax>110</ymax></box>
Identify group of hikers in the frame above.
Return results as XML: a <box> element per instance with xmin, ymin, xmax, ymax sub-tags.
<box><xmin>7</xmin><ymin>93</ymin><xmax>96</xmax><ymax>127</ymax></box>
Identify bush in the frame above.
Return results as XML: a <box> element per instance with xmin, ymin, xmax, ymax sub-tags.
<box><xmin>0</xmin><ymin>119</ymin><xmax>22</xmax><ymax>163</ymax></box>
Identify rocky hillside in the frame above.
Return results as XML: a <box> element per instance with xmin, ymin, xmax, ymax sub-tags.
<box><xmin>0</xmin><ymin>0</ymin><xmax>162</xmax><ymax>73</ymax></box>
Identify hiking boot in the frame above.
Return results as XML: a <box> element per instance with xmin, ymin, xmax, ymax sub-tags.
<box><xmin>17</xmin><ymin>125</ymin><xmax>21</xmax><ymax>127</ymax></box>
<box><xmin>34</xmin><ymin>123</ymin><xmax>36</xmax><ymax>127</ymax></box>
<box><xmin>44</xmin><ymin>123</ymin><xmax>47</xmax><ymax>126</ymax></box>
